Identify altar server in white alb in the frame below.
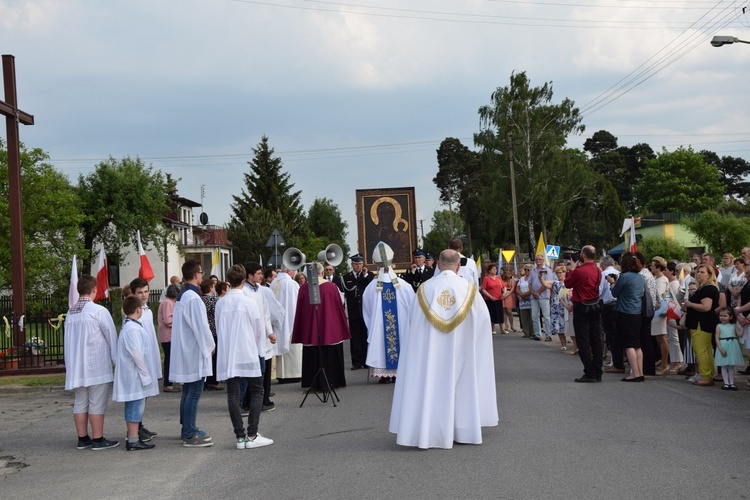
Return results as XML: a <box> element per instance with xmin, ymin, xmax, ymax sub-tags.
<box><xmin>216</xmin><ymin>264</ymin><xmax>275</xmax><ymax>450</ymax></box>
<box><xmin>169</xmin><ymin>260</ymin><xmax>216</xmax><ymax>447</ymax></box>
<box><xmin>271</xmin><ymin>265</ymin><xmax>302</xmax><ymax>383</ymax></box>
<box><xmin>448</xmin><ymin>237</ymin><xmax>479</xmax><ymax>287</ymax></box>
<box><xmin>389</xmin><ymin>249</ymin><xmax>498</xmax><ymax>449</ymax></box>
<box><xmin>113</xmin><ymin>295</ymin><xmax>159</xmax><ymax>451</ymax></box>
<box><xmin>129</xmin><ymin>277</ymin><xmax>162</xmax><ymax>442</ymax></box>
<box><xmin>362</xmin><ymin>241</ymin><xmax>415</xmax><ymax>384</ymax></box>
<box><xmin>64</xmin><ymin>274</ymin><xmax>120</xmax><ymax>450</ymax></box>
<box><xmin>242</xmin><ymin>261</ymin><xmax>284</xmax><ymax>410</ymax></box>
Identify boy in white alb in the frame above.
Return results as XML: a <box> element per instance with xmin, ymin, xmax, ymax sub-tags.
<box><xmin>217</xmin><ymin>264</ymin><xmax>275</xmax><ymax>449</ymax></box>
<box><xmin>129</xmin><ymin>277</ymin><xmax>162</xmax><ymax>442</ymax></box>
<box><xmin>64</xmin><ymin>274</ymin><xmax>119</xmax><ymax>450</ymax></box>
<box><xmin>113</xmin><ymin>296</ymin><xmax>159</xmax><ymax>451</ymax></box>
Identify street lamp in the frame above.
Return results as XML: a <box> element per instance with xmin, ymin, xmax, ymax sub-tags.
<box><xmin>711</xmin><ymin>35</ymin><xmax>750</xmax><ymax>47</ymax></box>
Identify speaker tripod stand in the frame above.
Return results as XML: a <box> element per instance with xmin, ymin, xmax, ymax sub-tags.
<box><xmin>299</xmin><ymin>304</ymin><xmax>340</xmax><ymax>407</ymax></box>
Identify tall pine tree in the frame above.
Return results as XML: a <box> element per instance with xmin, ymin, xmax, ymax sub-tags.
<box><xmin>228</xmin><ymin>136</ymin><xmax>306</xmax><ymax>265</ymax></box>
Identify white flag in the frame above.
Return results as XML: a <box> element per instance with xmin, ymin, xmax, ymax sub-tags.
<box><xmin>68</xmin><ymin>255</ymin><xmax>79</xmax><ymax>309</ymax></box>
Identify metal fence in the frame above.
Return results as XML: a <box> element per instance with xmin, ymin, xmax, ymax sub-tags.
<box><xmin>0</xmin><ymin>289</ymin><xmax>163</xmax><ymax>375</ymax></box>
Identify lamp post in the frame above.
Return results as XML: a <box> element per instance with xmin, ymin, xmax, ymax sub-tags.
<box><xmin>711</xmin><ymin>35</ymin><xmax>750</xmax><ymax>47</ymax></box>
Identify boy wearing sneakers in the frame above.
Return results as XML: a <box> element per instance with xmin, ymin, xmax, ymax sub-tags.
<box><xmin>64</xmin><ymin>275</ymin><xmax>119</xmax><ymax>450</ymax></box>
<box><xmin>129</xmin><ymin>277</ymin><xmax>162</xmax><ymax>442</ymax></box>
<box><xmin>216</xmin><ymin>264</ymin><xmax>275</xmax><ymax>450</ymax></box>
<box><xmin>169</xmin><ymin>261</ymin><xmax>216</xmax><ymax>447</ymax></box>
<box><xmin>113</xmin><ymin>296</ymin><xmax>159</xmax><ymax>451</ymax></box>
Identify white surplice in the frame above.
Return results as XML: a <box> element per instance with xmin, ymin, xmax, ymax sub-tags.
<box><xmin>389</xmin><ymin>270</ymin><xmax>498</xmax><ymax>449</ymax></box>
<box><xmin>457</xmin><ymin>255</ymin><xmax>480</xmax><ymax>288</ymax></box>
<box><xmin>140</xmin><ymin>307</ymin><xmax>163</xmax><ymax>381</ymax></box>
<box><xmin>259</xmin><ymin>285</ymin><xmax>286</xmax><ymax>357</ymax></box>
<box><xmin>64</xmin><ymin>301</ymin><xmax>118</xmax><ymax>390</ymax></box>
<box><xmin>113</xmin><ymin>319</ymin><xmax>159</xmax><ymax>402</ymax></box>
<box><xmin>362</xmin><ymin>273</ymin><xmax>415</xmax><ymax>370</ymax></box>
<box><xmin>215</xmin><ymin>289</ymin><xmax>265</xmax><ymax>380</ymax></box>
<box><xmin>271</xmin><ymin>272</ymin><xmax>302</xmax><ymax>378</ymax></box>
<box><xmin>169</xmin><ymin>287</ymin><xmax>215</xmax><ymax>383</ymax></box>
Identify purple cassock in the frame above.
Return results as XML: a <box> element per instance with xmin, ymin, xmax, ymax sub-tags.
<box><xmin>291</xmin><ymin>280</ymin><xmax>351</xmax><ymax>389</ymax></box>
<box><xmin>291</xmin><ymin>281</ymin><xmax>351</xmax><ymax>346</ymax></box>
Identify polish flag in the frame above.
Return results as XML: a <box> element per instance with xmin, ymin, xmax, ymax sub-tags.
<box><xmin>94</xmin><ymin>247</ymin><xmax>109</xmax><ymax>302</ymax></box>
<box><xmin>68</xmin><ymin>255</ymin><xmax>79</xmax><ymax>309</ymax></box>
<box><xmin>137</xmin><ymin>230</ymin><xmax>155</xmax><ymax>283</ymax></box>
<box><xmin>620</xmin><ymin>217</ymin><xmax>638</xmax><ymax>253</ymax></box>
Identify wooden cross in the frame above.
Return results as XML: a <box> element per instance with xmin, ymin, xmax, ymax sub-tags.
<box><xmin>1</xmin><ymin>55</ymin><xmax>34</xmax><ymax>358</ymax></box>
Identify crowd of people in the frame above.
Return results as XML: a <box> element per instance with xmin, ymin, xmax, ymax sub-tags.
<box><xmin>65</xmin><ymin>238</ymin><xmax>745</xmax><ymax>453</ymax></box>
<box><xmin>63</xmin><ymin>238</ymin><xmax>499</xmax><ymax>452</ymax></box>
<box><xmin>479</xmin><ymin>248</ymin><xmax>750</xmax><ymax>388</ymax></box>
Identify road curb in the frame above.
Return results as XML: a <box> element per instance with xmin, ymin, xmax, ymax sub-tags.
<box><xmin>0</xmin><ymin>386</ymin><xmax>68</xmax><ymax>395</ymax></box>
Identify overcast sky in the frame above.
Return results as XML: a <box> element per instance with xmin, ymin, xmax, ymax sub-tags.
<box><xmin>2</xmin><ymin>0</ymin><xmax>749</xmax><ymax>256</ymax></box>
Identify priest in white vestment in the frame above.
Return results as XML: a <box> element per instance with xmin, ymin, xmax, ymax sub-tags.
<box><xmin>271</xmin><ymin>267</ymin><xmax>302</xmax><ymax>381</ymax></box>
<box><xmin>362</xmin><ymin>242</ymin><xmax>415</xmax><ymax>383</ymax></box>
<box><xmin>389</xmin><ymin>249</ymin><xmax>498</xmax><ymax>449</ymax></box>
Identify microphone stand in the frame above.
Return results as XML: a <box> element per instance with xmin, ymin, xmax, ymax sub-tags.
<box><xmin>300</xmin><ymin>263</ymin><xmax>339</xmax><ymax>407</ymax></box>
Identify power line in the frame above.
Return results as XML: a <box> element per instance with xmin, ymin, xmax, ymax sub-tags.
<box><xmin>230</xmin><ymin>0</ymin><xmax>746</xmax><ymax>29</ymax></box>
<box><xmin>578</xmin><ymin>0</ymin><xmax>748</xmax><ymax>117</ymax></box>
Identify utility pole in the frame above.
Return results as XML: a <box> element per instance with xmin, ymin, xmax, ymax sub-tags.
<box><xmin>508</xmin><ymin>132</ymin><xmax>520</xmax><ymax>251</ymax></box>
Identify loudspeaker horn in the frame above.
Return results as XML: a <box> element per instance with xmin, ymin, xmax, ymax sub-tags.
<box><xmin>282</xmin><ymin>247</ymin><xmax>306</xmax><ymax>270</ymax></box>
<box><xmin>317</xmin><ymin>243</ymin><xmax>343</xmax><ymax>267</ymax></box>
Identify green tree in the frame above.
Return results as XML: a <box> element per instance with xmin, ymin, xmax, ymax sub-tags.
<box><xmin>634</xmin><ymin>147</ymin><xmax>725</xmax><ymax>214</ymax></box>
<box><xmin>77</xmin><ymin>156</ymin><xmax>173</xmax><ymax>273</ymax></box>
<box><xmin>700</xmin><ymin>150</ymin><xmax>750</xmax><ymax>201</ymax></box>
<box><xmin>564</xmin><ymin>173</ymin><xmax>627</xmax><ymax>251</ymax></box>
<box><xmin>423</xmin><ymin>209</ymin><xmax>465</xmax><ymax>257</ymax></box>
<box><xmin>637</xmin><ymin>235</ymin><xmax>688</xmax><ymax>263</ymax></box>
<box><xmin>583</xmin><ymin>130</ymin><xmax>653</xmax><ymax>212</ymax></box>
<box><xmin>0</xmin><ymin>139</ymin><xmax>83</xmax><ymax>295</ymax></box>
<box><xmin>682</xmin><ymin>211</ymin><xmax>750</xmax><ymax>256</ymax></box>
<box><xmin>474</xmin><ymin>71</ymin><xmax>586</xmax><ymax>253</ymax></box>
<box><xmin>227</xmin><ymin>136</ymin><xmax>306</xmax><ymax>266</ymax></box>
<box><xmin>433</xmin><ymin>138</ymin><xmax>484</xmax><ymax>254</ymax></box>
<box><xmin>307</xmin><ymin>197</ymin><xmax>350</xmax><ymax>271</ymax></box>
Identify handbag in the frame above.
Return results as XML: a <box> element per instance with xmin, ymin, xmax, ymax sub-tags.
<box><xmin>642</xmin><ymin>289</ymin><xmax>655</xmax><ymax>319</ymax></box>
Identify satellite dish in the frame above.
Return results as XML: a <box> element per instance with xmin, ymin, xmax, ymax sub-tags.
<box><xmin>199</xmin><ymin>212</ymin><xmax>208</xmax><ymax>225</ymax></box>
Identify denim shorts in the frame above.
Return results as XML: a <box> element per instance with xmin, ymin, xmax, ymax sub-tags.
<box><xmin>124</xmin><ymin>398</ymin><xmax>146</xmax><ymax>423</ymax></box>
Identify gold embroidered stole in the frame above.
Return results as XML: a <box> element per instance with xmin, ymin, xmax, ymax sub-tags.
<box><xmin>417</xmin><ymin>280</ymin><xmax>477</xmax><ymax>333</ymax></box>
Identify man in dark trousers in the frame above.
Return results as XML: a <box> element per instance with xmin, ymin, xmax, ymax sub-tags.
<box><xmin>564</xmin><ymin>245</ymin><xmax>604</xmax><ymax>383</ymax></box>
<box><xmin>401</xmin><ymin>249</ymin><xmax>435</xmax><ymax>293</ymax></box>
<box><xmin>339</xmin><ymin>254</ymin><xmax>374</xmax><ymax>370</ymax></box>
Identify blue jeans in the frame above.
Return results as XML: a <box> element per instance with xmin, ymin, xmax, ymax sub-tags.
<box><xmin>180</xmin><ymin>379</ymin><xmax>204</xmax><ymax>439</ymax></box>
<box><xmin>124</xmin><ymin>398</ymin><xmax>145</xmax><ymax>423</ymax></box>
<box><xmin>531</xmin><ymin>298</ymin><xmax>551</xmax><ymax>339</ymax></box>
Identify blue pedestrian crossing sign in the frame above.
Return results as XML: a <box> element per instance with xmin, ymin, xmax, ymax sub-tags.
<box><xmin>545</xmin><ymin>245</ymin><xmax>560</xmax><ymax>260</ymax></box>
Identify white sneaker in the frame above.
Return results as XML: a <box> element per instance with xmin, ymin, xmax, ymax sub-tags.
<box><xmin>236</xmin><ymin>437</ymin><xmax>248</xmax><ymax>450</ymax></box>
<box><xmin>687</xmin><ymin>374</ymin><xmax>701</xmax><ymax>383</ymax></box>
<box><xmin>244</xmin><ymin>434</ymin><xmax>274</xmax><ymax>449</ymax></box>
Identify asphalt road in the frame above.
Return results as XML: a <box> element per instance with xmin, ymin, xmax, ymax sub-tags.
<box><xmin>1</xmin><ymin>332</ymin><xmax>749</xmax><ymax>499</ymax></box>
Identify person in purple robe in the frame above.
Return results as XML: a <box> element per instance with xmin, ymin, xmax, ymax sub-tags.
<box><xmin>291</xmin><ymin>262</ymin><xmax>351</xmax><ymax>390</ymax></box>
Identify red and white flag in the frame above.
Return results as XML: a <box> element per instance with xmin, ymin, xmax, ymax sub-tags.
<box><xmin>621</xmin><ymin>217</ymin><xmax>638</xmax><ymax>253</ymax></box>
<box><xmin>94</xmin><ymin>246</ymin><xmax>109</xmax><ymax>302</ymax></box>
<box><xmin>137</xmin><ymin>230</ymin><xmax>155</xmax><ymax>283</ymax></box>
<box><xmin>68</xmin><ymin>255</ymin><xmax>79</xmax><ymax>309</ymax></box>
